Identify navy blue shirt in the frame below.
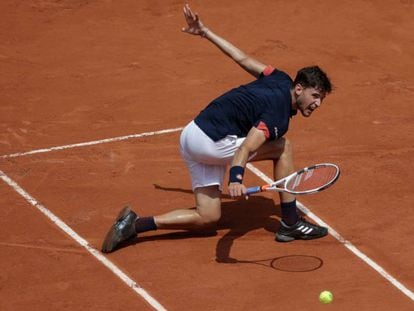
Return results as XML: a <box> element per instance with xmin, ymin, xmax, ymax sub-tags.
<box><xmin>194</xmin><ymin>67</ymin><xmax>295</xmax><ymax>142</ymax></box>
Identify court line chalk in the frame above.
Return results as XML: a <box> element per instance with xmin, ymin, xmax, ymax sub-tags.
<box><xmin>1</xmin><ymin>126</ymin><xmax>413</xmax><ymax>303</ymax></box>
<box><xmin>246</xmin><ymin>163</ymin><xmax>414</xmax><ymax>302</ymax></box>
<box><xmin>0</xmin><ymin>127</ymin><xmax>184</xmax><ymax>159</ymax></box>
<box><xmin>0</xmin><ymin>170</ymin><xmax>168</xmax><ymax>311</ymax></box>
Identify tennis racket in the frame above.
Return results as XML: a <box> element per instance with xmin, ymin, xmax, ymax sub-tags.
<box><xmin>246</xmin><ymin>163</ymin><xmax>340</xmax><ymax>195</ymax></box>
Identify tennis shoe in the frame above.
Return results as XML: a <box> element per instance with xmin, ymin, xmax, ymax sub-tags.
<box><xmin>101</xmin><ymin>206</ymin><xmax>138</xmax><ymax>253</ymax></box>
<box><xmin>275</xmin><ymin>217</ymin><xmax>328</xmax><ymax>242</ymax></box>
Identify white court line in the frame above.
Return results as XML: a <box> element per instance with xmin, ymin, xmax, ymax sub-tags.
<box><xmin>1</xmin><ymin>127</ymin><xmax>413</xmax><ymax>303</ymax></box>
<box><xmin>0</xmin><ymin>127</ymin><xmax>183</xmax><ymax>159</ymax></box>
<box><xmin>246</xmin><ymin>163</ymin><xmax>414</xmax><ymax>301</ymax></box>
<box><xmin>0</xmin><ymin>170</ymin><xmax>167</xmax><ymax>311</ymax></box>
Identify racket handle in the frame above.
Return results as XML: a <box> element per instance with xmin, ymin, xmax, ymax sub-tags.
<box><xmin>246</xmin><ymin>186</ymin><xmax>262</xmax><ymax>195</ymax></box>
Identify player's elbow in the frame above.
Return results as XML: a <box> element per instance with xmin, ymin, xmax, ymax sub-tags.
<box><xmin>238</xmin><ymin>57</ymin><xmax>261</xmax><ymax>78</ymax></box>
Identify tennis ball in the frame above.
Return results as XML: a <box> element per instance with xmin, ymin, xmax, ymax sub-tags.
<box><xmin>319</xmin><ymin>290</ymin><xmax>333</xmax><ymax>304</ymax></box>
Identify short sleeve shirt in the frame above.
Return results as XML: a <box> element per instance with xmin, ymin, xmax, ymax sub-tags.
<box><xmin>194</xmin><ymin>67</ymin><xmax>295</xmax><ymax>142</ymax></box>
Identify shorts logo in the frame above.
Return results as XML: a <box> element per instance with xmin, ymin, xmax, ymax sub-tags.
<box><xmin>274</xmin><ymin>127</ymin><xmax>279</xmax><ymax>139</ymax></box>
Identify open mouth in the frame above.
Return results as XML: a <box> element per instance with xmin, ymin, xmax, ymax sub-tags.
<box><xmin>307</xmin><ymin>104</ymin><xmax>317</xmax><ymax>114</ymax></box>
<box><xmin>304</xmin><ymin>107</ymin><xmax>315</xmax><ymax>116</ymax></box>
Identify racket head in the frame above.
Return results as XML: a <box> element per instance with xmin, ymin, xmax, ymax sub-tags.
<box><xmin>284</xmin><ymin>163</ymin><xmax>340</xmax><ymax>195</ymax></box>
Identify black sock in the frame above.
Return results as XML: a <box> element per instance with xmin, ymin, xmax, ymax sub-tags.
<box><xmin>135</xmin><ymin>217</ymin><xmax>157</xmax><ymax>233</ymax></box>
<box><xmin>281</xmin><ymin>200</ymin><xmax>299</xmax><ymax>226</ymax></box>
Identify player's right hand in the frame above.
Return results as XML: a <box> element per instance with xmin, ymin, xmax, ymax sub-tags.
<box><xmin>228</xmin><ymin>182</ymin><xmax>247</xmax><ymax>199</ymax></box>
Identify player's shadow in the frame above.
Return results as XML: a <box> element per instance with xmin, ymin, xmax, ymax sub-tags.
<box><xmin>131</xmin><ymin>195</ymin><xmax>280</xmax><ymax>243</ymax></box>
<box><xmin>126</xmin><ymin>184</ymin><xmax>280</xmax><ymax>247</ymax></box>
<box><xmin>153</xmin><ymin>184</ymin><xmax>194</xmax><ymax>196</ymax></box>
<box><xmin>118</xmin><ymin>184</ymin><xmax>305</xmax><ymax>261</ymax></box>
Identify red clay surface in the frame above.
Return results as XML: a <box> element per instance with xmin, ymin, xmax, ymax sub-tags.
<box><xmin>1</xmin><ymin>1</ymin><xmax>413</xmax><ymax>310</ymax></box>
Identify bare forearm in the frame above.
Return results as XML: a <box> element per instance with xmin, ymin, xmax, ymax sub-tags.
<box><xmin>203</xmin><ymin>29</ymin><xmax>265</xmax><ymax>77</ymax></box>
<box><xmin>231</xmin><ymin>145</ymin><xmax>250</xmax><ymax>168</ymax></box>
<box><xmin>231</xmin><ymin>127</ymin><xmax>266</xmax><ymax>169</ymax></box>
<box><xmin>182</xmin><ymin>4</ymin><xmax>265</xmax><ymax>77</ymax></box>
<box><xmin>203</xmin><ymin>29</ymin><xmax>246</xmax><ymax>63</ymax></box>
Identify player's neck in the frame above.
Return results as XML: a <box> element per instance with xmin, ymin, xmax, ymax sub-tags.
<box><xmin>290</xmin><ymin>88</ymin><xmax>298</xmax><ymax>110</ymax></box>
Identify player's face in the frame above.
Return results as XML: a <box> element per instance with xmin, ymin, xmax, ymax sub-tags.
<box><xmin>295</xmin><ymin>85</ymin><xmax>325</xmax><ymax>117</ymax></box>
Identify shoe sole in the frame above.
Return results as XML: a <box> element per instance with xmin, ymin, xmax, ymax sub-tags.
<box><xmin>275</xmin><ymin>234</ymin><xmax>295</xmax><ymax>242</ymax></box>
<box><xmin>275</xmin><ymin>230</ymin><xmax>328</xmax><ymax>243</ymax></box>
<box><xmin>101</xmin><ymin>206</ymin><xmax>132</xmax><ymax>253</ymax></box>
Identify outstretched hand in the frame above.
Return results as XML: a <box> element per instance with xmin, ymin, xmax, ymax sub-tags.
<box><xmin>181</xmin><ymin>4</ymin><xmax>209</xmax><ymax>36</ymax></box>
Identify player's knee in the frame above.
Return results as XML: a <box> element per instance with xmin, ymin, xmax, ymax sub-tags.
<box><xmin>194</xmin><ymin>185</ymin><xmax>221</xmax><ymax>227</ymax></box>
<box><xmin>198</xmin><ymin>210</ymin><xmax>221</xmax><ymax>227</ymax></box>
<box><xmin>280</xmin><ymin>138</ymin><xmax>293</xmax><ymax>157</ymax></box>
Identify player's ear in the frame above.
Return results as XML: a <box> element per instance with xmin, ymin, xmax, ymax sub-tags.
<box><xmin>294</xmin><ymin>83</ymin><xmax>304</xmax><ymax>96</ymax></box>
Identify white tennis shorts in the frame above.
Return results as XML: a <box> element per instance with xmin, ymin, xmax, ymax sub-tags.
<box><xmin>180</xmin><ymin>120</ymin><xmax>250</xmax><ymax>190</ymax></box>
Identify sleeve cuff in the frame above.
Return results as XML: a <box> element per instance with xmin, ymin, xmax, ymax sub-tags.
<box><xmin>262</xmin><ymin>65</ymin><xmax>276</xmax><ymax>76</ymax></box>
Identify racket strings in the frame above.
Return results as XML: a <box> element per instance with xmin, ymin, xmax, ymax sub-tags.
<box><xmin>286</xmin><ymin>167</ymin><xmax>338</xmax><ymax>192</ymax></box>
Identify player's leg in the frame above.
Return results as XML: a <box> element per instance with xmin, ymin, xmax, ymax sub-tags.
<box><xmin>152</xmin><ymin>120</ymin><xmax>226</xmax><ymax>230</ymax></box>
<box><xmin>101</xmin><ymin>186</ymin><xmax>221</xmax><ymax>253</ymax></box>
<box><xmin>101</xmin><ymin>121</ymin><xmax>226</xmax><ymax>253</ymax></box>
<box><xmin>154</xmin><ymin>185</ymin><xmax>221</xmax><ymax>229</ymax></box>
<box><xmin>251</xmin><ymin>138</ymin><xmax>328</xmax><ymax>242</ymax></box>
<box><xmin>250</xmin><ymin>138</ymin><xmax>297</xmax><ymax>222</ymax></box>
<box><xmin>251</xmin><ymin>138</ymin><xmax>295</xmax><ymax>199</ymax></box>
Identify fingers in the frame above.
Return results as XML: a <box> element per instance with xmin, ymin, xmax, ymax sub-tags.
<box><xmin>182</xmin><ymin>5</ymin><xmax>193</xmax><ymax>33</ymax></box>
<box><xmin>187</xmin><ymin>4</ymin><xmax>196</xmax><ymax>20</ymax></box>
<box><xmin>183</xmin><ymin>5</ymin><xmax>191</xmax><ymax>23</ymax></box>
<box><xmin>182</xmin><ymin>4</ymin><xmax>204</xmax><ymax>35</ymax></box>
<box><xmin>228</xmin><ymin>183</ymin><xmax>247</xmax><ymax>199</ymax></box>
<box><xmin>183</xmin><ymin>4</ymin><xmax>194</xmax><ymax>21</ymax></box>
<box><xmin>184</xmin><ymin>4</ymin><xmax>200</xmax><ymax>24</ymax></box>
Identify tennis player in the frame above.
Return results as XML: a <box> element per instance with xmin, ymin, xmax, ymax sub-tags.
<box><xmin>102</xmin><ymin>4</ymin><xmax>333</xmax><ymax>253</ymax></box>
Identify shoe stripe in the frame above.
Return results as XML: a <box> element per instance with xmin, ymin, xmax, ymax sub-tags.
<box><xmin>298</xmin><ymin>226</ymin><xmax>313</xmax><ymax>234</ymax></box>
<box><xmin>304</xmin><ymin>228</ymin><xmax>313</xmax><ymax>234</ymax></box>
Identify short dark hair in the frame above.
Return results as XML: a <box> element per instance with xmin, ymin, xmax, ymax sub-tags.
<box><xmin>293</xmin><ymin>66</ymin><xmax>332</xmax><ymax>94</ymax></box>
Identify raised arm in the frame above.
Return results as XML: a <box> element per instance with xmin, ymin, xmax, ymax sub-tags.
<box><xmin>181</xmin><ymin>4</ymin><xmax>267</xmax><ymax>78</ymax></box>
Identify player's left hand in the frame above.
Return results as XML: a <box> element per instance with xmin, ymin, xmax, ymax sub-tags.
<box><xmin>181</xmin><ymin>4</ymin><xmax>208</xmax><ymax>36</ymax></box>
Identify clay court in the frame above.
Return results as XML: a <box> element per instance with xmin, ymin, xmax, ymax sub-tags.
<box><xmin>1</xmin><ymin>1</ymin><xmax>413</xmax><ymax>310</ymax></box>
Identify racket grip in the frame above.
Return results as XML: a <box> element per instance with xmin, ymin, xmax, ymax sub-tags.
<box><xmin>246</xmin><ymin>186</ymin><xmax>262</xmax><ymax>195</ymax></box>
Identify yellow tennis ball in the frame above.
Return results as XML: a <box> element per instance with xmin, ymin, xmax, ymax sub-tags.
<box><xmin>319</xmin><ymin>290</ymin><xmax>333</xmax><ymax>304</ymax></box>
